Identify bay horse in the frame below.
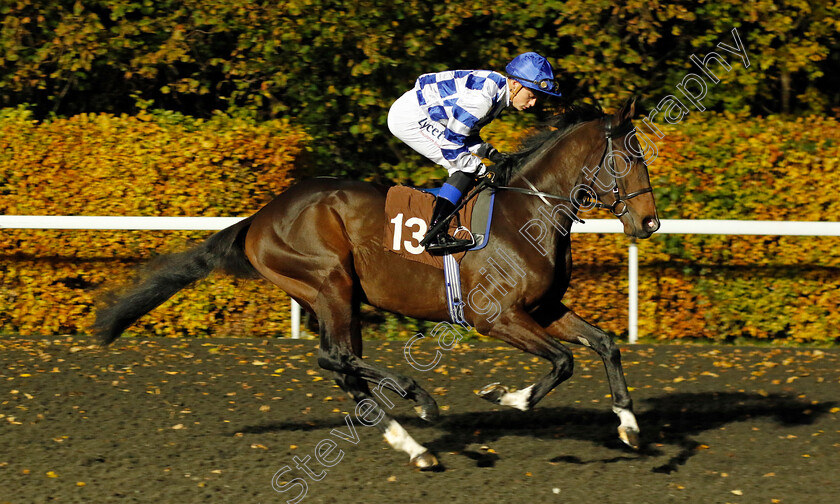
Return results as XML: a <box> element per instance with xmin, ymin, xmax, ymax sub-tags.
<box><xmin>95</xmin><ymin>97</ymin><xmax>659</xmax><ymax>470</ymax></box>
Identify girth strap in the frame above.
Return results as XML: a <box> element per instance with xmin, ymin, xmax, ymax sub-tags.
<box><xmin>443</xmin><ymin>254</ymin><xmax>469</xmax><ymax>327</ymax></box>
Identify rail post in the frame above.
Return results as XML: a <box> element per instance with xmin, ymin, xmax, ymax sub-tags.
<box><xmin>628</xmin><ymin>238</ymin><xmax>639</xmax><ymax>344</ymax></box>
<box><xmin>291</xmin><ymin>300</ymin><xmax>301</xmax><ymax>339</ymax></box>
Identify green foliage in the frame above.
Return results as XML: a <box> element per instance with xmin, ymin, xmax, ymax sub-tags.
<box><xmin>1</xmin><ymin>1</ymin><xmax>837</xmax><ymax>183</ymax></box>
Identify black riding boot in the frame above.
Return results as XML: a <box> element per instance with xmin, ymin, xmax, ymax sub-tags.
<box><xmin>424</xmin><ymin>197</ymin><xmax>473</xmax><ymax>255</ymax></box>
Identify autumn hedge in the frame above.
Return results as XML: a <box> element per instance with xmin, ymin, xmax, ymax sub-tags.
<box><xmin>555</xmin><ymin>113</ymin><xmax>840</xmax><ymax>345</ymax></box>
<box><xmin>0</xmin><ymin>107</ymin><xmax>307</xmax><ymax>338</ymax></box>
<box><xmin>1</xmin><ymin>108</ymin><xmax>838</xmax><ymax>344</ymax></box>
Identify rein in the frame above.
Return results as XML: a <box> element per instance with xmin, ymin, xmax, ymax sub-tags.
<box><xmin>421</xmin><ymin>118</ymin><xmax>652</xmax><ymax>243</ymax></box>
<box><xmin>495</xmin><ymin>120</ymin><xmax>652</xmax><ymax>220</ymax></box>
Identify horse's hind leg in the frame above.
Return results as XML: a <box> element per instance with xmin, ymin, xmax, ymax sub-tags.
<box><xmin>314</xmin><ymin>285</ymin><xmax>440</xmax><ymax>422</ymax></box>
<box><xmin>313</xmin><ymin>271</ymin><xmax>440</xmax><ymax>467</ymax></box>
<box><xmin>332</xmin><ymin>372</ymin><xmax>439</xmax><ymax>470</ymax></box>
<box><xmin>540</xmin><ymin>302</ymin><xmax>640</xmax><ymax>449</ymax></box>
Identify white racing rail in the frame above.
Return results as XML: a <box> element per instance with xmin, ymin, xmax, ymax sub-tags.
<box><xmin>573</xmin><ymin>219</ymin><xmax>840</xmax><ymax>342</ymax></box>
<box><xmin>3</xmin><ymin>216</ymin><xmax>840</xmax><ymax>342</ymax></box>
<box><xmin>0</xmin><ymin>215</ymin><xmax>244</xmax><ymax>231</ymax></box>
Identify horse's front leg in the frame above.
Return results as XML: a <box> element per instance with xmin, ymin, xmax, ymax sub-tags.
<box><xmin>476</xmin><ymin>306</ymin><xmax>575</xmax><ymax>411</ymax></box>
<box><xmin>537</xmin><ymin>301</ymin><xmax>640</xmax><ymax>449</ymax></box>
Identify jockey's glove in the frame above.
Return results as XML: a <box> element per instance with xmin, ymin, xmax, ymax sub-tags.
<box><xmin>482</xmin><ymin>149</ymin><xmax>513</xmax><ymax>187</ymax></box>
<box><xmin>481</xmin><ymin>163</ymin><xmax>512</xmax><ymax>188</ymax></box>
<box><xmin>487</xmin><ymin>148</ymin><xmax>510</xmax><ymax>166</ymax></box>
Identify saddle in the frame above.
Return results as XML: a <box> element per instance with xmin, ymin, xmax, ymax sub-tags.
<box><xmin>383</xmin><ymin>186</ymin><xmax>496</xmax><ymax>269</ymax></box>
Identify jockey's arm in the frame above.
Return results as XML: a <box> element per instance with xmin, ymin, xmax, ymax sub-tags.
<box><xmin>465</xmin><ymin>136</ymin><xmax>495</xmax><ymax>160</ymax></box>
<box><xmin>439</xmin><ymin>94</ymin><xmax>497</xmax><ymax>175</ymax></box>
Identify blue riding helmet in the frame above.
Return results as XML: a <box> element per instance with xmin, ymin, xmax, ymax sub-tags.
<box><xmin>505</xmin><ymin>52</ymin><xmax>562</xmax><ymax>97</ymax></box>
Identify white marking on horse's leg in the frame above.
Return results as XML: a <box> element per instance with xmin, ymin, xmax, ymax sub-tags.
<box><xmin>613</xmin><ymin>405</ymin><xmax>640</xmax><ymax>448</ymax></box>
<box><xmin>613</xmin><ymin>406</ymin><xmax>639</xmax><ymax>432</ymax></box>
<box><xmin>383</xmin><ymin>419</ymin><xmax>427</xmax><ymax>460</ymax></box>
<box><xmin>499</xmin><ymin>384</ymin><xmax>534</xmax><ymax>411</ymax></box>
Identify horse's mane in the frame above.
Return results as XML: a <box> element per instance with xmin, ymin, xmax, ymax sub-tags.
<box><xmin>508</xmin><ymin>102</ymin><xmax>607</xmax><ymax>171</ymax></box>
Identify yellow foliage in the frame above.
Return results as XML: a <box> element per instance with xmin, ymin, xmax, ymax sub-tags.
<box><xmin>0</xmin><ymin>109</ymin><xmax>308</xmax><ymax>338</ymax></box>
<box><xmin>566</xmin><ymin>113</ymin><xmax>840</xmax><ymax>344</ymax></box>
<box><xmin>1</xmin><ymin>108</ymin><xmax>838</xmax><ymax>343</ymax></box>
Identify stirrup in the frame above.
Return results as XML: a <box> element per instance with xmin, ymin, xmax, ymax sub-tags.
<box><xmin>425</xmin><ymin>231</ymin><xmax>473</xmax><ymax>255</ymax></box>
<box><xmin>452</xmin><ymin>225</ymin><xmax>476</xmax><ymax>249</ymax></box>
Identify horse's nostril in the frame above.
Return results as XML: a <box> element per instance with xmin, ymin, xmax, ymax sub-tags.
<box><xmin>643</xmin><ymin>217</ymin><xmax>660</xmax><ymax>233</ymax></box>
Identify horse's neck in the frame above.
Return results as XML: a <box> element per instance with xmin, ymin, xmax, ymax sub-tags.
<box><xmin>513</xmin><ymin>120</ymin><xmax>601</xmax><ymax>195</ymax></box>
<box><xmin>500</xmin><ymin>119</ymin><xmax>604</xmax><ymax>261</ymax></box>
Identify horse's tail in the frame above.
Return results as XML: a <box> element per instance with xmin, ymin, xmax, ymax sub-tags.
<box><xmin>94</xmin><ymin>216</ymin><xmax>258</xmax><ymax>345</ymax></box>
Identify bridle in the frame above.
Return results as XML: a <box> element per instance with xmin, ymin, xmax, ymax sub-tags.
<box><xmin>495</xmin><ymin>119</ymin><xmax>652</xmax><ymax>220</ymax></box>
<box><xmin>594</xmin><ymin>120</ymin><xmax>653</xmax><ymax>217</ymax></box>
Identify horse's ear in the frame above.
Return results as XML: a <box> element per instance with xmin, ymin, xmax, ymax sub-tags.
<box><xmin>618</xmin><ymin>96</ymin><xmax>637</xmax><ymax>122</ymax></box>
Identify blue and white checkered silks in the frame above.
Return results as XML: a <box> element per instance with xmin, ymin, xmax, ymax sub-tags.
<box><xmin>413</xmin><ymin>70</ymin><xmax>509</xmax><ymax>174</ymax></box>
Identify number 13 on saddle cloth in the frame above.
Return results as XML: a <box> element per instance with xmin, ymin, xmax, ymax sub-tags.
<box><xmin>383</xmin><ymin>185</ymin><xmax>495</xmax><ymax>269</ymax></box>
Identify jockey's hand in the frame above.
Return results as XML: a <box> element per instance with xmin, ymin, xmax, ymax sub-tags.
<box><xmin>480</xmin><ymin>163</ymin><xmax>508</xmax><ymax>188</ymax></box>
<box><xmin>482</xmin><ymin>149</ymin><xmax>513</xmax><ymax>187</ymax></box>
<box><xmin>487</xmin><ymin>149</ymin><xmax>511</xmax><ymax>166</ymax></box>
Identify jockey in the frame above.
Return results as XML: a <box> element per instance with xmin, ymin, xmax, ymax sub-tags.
<box><xmin>388</xmin><ymin>51</ymin><xmax>563</xmax><ymax>255</ymax></box>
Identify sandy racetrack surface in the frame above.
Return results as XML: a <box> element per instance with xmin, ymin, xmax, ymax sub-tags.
<box><xmin>1</xmin><ymin>335</ymin><xmax>838</xmax><ymax>503</ymax></box>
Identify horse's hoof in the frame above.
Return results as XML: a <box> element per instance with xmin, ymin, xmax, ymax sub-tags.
<box><xmin>414</xmin><ymin>404</ymin><xmax>439</xmax><ymax>422</ymax></box>
<box><xmin>411</xmin><ymin>451</ymin><xmax>440</xmax><ymax>471</ymax></box>
<box><xmin>476</xmin><ymin>383</ymin><xmax>509</xmax><ymax>404</ymax></box>
<box><xmin>618</xmin><ymin>425</ymin><xmax>640</xmax><ymax>450</ymax></box>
